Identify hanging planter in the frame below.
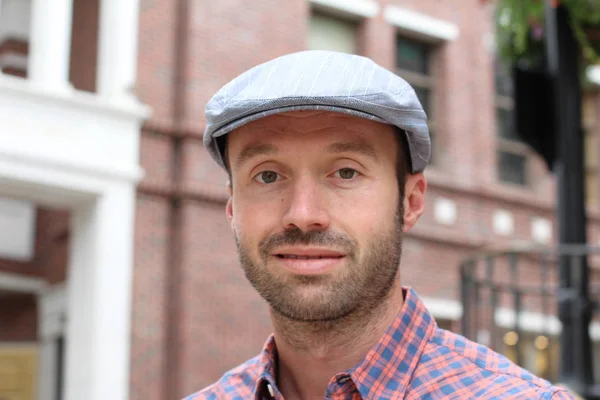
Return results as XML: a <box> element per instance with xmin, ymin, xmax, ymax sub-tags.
<box><xmin>492</xmin><ymin>0</ymin><xmax>600</xmax><ymax>69</ymax></box>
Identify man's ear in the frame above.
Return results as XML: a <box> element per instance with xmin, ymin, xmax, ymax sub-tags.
<box><xmin>226</xmin><ymin>181</ymin><xmax>234</xmax><ymax>232</ymax></box>
<box><xmin>402</xmin><ymin>173</ymin><xmax>427</xmax><ymax>232</ymax></box>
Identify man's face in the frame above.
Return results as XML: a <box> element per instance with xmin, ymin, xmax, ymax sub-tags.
<box><xmin>226</xmin><ymin>111</ymin><xmax>419</xmax><ymax>322</ymax></box>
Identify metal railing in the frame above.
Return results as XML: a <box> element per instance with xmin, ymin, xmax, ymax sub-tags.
<box><xmin>460</xmin><ymin>244</ymin><xmax>600</xmax><ymax>399</ymax></box>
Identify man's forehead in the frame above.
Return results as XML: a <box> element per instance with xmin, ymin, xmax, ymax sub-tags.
<box><xmin>232</xmin><ymin>139</ymin><xmax>381</xmax><ymax>171</ymax></box>
<box><xmin>228</xmin><ymin>112</ymin><xmax>398</xmax><ymax>170</ymax></box>
<box><xmin>232</xmin><ymin>111</ymin><xmax>394</xmax><ymax>137</ymax></box>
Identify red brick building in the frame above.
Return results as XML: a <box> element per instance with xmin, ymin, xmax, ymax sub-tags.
<box><xmin>2</xmin><ymin>0</ymin><xmax>600</xmax><ymax>399</ymax></box>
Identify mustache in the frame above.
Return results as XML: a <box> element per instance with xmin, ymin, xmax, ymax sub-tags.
<box><xmin>258</xmin><ymin>228</ymin><xmax>356</xmax><ymax>260</ymax></box>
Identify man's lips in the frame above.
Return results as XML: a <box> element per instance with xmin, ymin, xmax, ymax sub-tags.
<box><xmin>273</xmin><ymin>248</ymin><xmax>346</xmax><ymax>259</ymax></box>
<box><xmin>277</xmin><ymin>254</ymin><xmax>341</xmax><ymax>260</ymax></box>
<box><xmin>271</xmin><ymin>248</ymin><xmax>346</xmax><ymax>274</ymax></box>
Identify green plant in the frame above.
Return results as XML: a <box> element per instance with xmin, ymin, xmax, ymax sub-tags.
<box><xmin>494</xmin><ymin>0</ymin><xmax>600</xmax><ymax>68</ymax></box>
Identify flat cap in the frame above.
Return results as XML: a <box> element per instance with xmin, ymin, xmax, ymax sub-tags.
<box><xmin>204</xmin><ymin>50</ymin><xmax>430</xmax><ymax>173</ymax></box>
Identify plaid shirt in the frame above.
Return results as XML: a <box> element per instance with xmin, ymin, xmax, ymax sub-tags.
<box><xmin>186</xmin><ymin>288</ymin><xmax>575</xmax><ymax>399</ymax></box>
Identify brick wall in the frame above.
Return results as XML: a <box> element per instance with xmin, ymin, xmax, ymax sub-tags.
<box><xmin>129</xmin><ymin>194</ymin><xmax>171</xmax><ymax>400</ymax></box>
<box><xmin>69</xmin><ymin>0</ymin><xmax>99</xmax><ymax>92</ymax></box>
<box><xmin>0</xmin><ymin>294</ymin><xmax>37</xmax><ymax>342</ymax></box>
<box><xmin>0</xmin><ymin>207</ymin><xmax>69</xmax><ymax>283</ymax></box>
<box><xmin>37</xmin><ymin>209</ymin><xmax>70</xmax><ymax>285</ymax></box>
<box><xmin>0</xmin><ymin>38</ymin><xmax>27</xmax><ymax>78</ymax></box>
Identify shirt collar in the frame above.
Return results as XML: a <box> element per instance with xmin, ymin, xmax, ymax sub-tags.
<box><xmin>254</xmin><ymin>335</ymin><xmax>278</xmax><ymax>399</ymax></box>
<box><xmin>254</xmin><ymin>287</ymin><xmax>436</xmax><ymax>399</ymax></box>
<box><xmin>349</xmin><ymin>287</ymin><xmax>436</xmax><ymax>399</ymax></box>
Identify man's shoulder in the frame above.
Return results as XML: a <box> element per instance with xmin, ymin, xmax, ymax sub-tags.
<box><xmin>182</xmin><ymin>355</ymin><xmax>262</xmax><ymax>400</ymax></box>
<box><xmin>409</xmin><ymin>327</ymin><xmax>576</xmax><ymax>399</ymax></box>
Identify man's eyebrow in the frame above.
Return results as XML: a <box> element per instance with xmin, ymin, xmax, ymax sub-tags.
<box><xmin>326</xmin><ymin>141</ymin><xmax>378</xmax><ymax>161</ymax></box>
<box><xmin>235</xmin><ymin>143</ymin><xmax>278</xmax><ymax>169</ymax></box>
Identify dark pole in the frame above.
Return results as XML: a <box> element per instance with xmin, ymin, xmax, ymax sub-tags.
<box><xmin>544</xmin><ymin>1</ymin><xmax>594</xmax><ymax>392</ymax></box>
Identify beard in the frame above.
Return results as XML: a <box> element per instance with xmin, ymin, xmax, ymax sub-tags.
<box><xmin>235</xmin><ymin>212</ymin><xmax>404</xmax><ymax>322</ymax></box>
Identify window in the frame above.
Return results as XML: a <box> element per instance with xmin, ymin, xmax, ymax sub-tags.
<box><xmin>498</xmin><ymin>151</ymin><xmax>527</xmax><ymax>185</ymax></box>
<box><xmin>495</xmin><ymin>60</ymin><xmax>529</xmax><ymax>185</ymax></box>
<box><xmin>308</xmin><ymin>11</ymin><xmax>358</xmax><ymax>54</ymax></box>
<box><xmin>396</xmin><ymin>36</ymin><xmax>437</xmax><ymax>163</ymax></box>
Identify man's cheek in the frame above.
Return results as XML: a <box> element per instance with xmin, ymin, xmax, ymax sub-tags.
<box><xmin>235</xmin><ymin>225</ymin><xmax>262</xmax><ymax>255</ymax></box>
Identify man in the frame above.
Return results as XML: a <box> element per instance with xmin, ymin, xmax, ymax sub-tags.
<box><xmin>187</xmin><ymin>51</ymin><xmax>574</xmax><ymax>399</ymax></box>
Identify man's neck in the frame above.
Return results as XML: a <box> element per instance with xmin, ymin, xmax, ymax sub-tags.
<box><xmin>271</xmin><ymin>283</ymin><xmax>405</xmax><ymax>400</ymax></box>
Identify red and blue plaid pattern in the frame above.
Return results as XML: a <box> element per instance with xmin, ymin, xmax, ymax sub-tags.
<box><xmin>185</xmin><ymin>288</ymin><xmax>575</xmax><ymax>399</ymax></box>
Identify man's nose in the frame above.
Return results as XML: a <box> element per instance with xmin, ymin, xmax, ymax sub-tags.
<box><xmin>281</xmin><ymin>177</ymin><xmax>330</xmax><ymax>233</ymax></box>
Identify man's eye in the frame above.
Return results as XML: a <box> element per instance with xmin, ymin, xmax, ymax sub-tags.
<box><xmin>335</xmin><ymin>168</ymin><xmax>359</xmax><ymax>180</ymax></box>
<box><xmin>254</xmin><ymin>171</ymin><xmax>280</xmax><ymax>184</ymax></box>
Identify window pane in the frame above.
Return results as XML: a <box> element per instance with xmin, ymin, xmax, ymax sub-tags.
<box><xmin>413</xmin><ymin>86</ymin><xmax>431</xmax><ymax>116</ymax></box>
<box><xmin>495</xmin><ymin>60</ymin><xmax>514</xmax><ymax>98</ymax></box>
<box><xmin>308</xmin><ymin>12</ymin><xmax>357</xmax><ymax>54</ymax></box>
<box><xmin>498</xmin><ymin>151</ymin><xmax>527</xmax><ymax>185</ymax></box>
<box><xmin>496</xmin><ymin>108</ymin><xmax>519</xmax><ymax>141</ymax></box>
<box><xmin>396</xmin><ymin>37</ymin><xmax>429</xmax><ymax>74</ymax></box>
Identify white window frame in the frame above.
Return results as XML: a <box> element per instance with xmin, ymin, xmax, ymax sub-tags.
<box><xmin>309</xmin><ymin>0</ymin><xmax>379</xmax><ymax>20</ymax></box>
<box><xmin>384</xmin><ymin>5</ymin><xmax>459</xmax><ymax>42</ymax></box>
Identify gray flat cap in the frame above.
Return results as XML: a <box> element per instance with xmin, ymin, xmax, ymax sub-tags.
<box><xmin>204</xmin><ymin>50</ymin><xmax>430</xmax><ymax>173</ymax></box>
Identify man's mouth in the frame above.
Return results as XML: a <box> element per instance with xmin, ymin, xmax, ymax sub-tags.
<box><xmin>276</xmin><ymin>254</ymin><xmax>344</xmax><ymax>260</ymax></box>
<box><xmin>272</xmin><ymin>248</ymin><xmax>346</xmax><ymax>274</ymax></box>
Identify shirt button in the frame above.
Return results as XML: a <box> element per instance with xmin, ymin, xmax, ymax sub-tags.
<box><xmin>337</xmin><ymin>376</ymin><xmax>351</xmax><ymax>384</ymax></box>
<box><xmin>267</xmin><ymin>383</ymin><xmax>275</xmax><ymax>398</ymax></box>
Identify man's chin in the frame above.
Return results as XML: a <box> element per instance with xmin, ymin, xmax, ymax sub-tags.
<box><xmin>270</xmin><ymin>303</ymin><xmax>357</xmax><ymax>323</ymax></box>
<box><xmin>266</xmin><ymin>287</ymin><xmax>358</xmax><ymax>322</ymax></box>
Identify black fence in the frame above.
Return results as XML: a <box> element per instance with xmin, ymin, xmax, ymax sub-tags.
<box><xmin>460</xmin><ymin>244</ymin><xmax>600</xmax><ymax>398</ymax></box>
